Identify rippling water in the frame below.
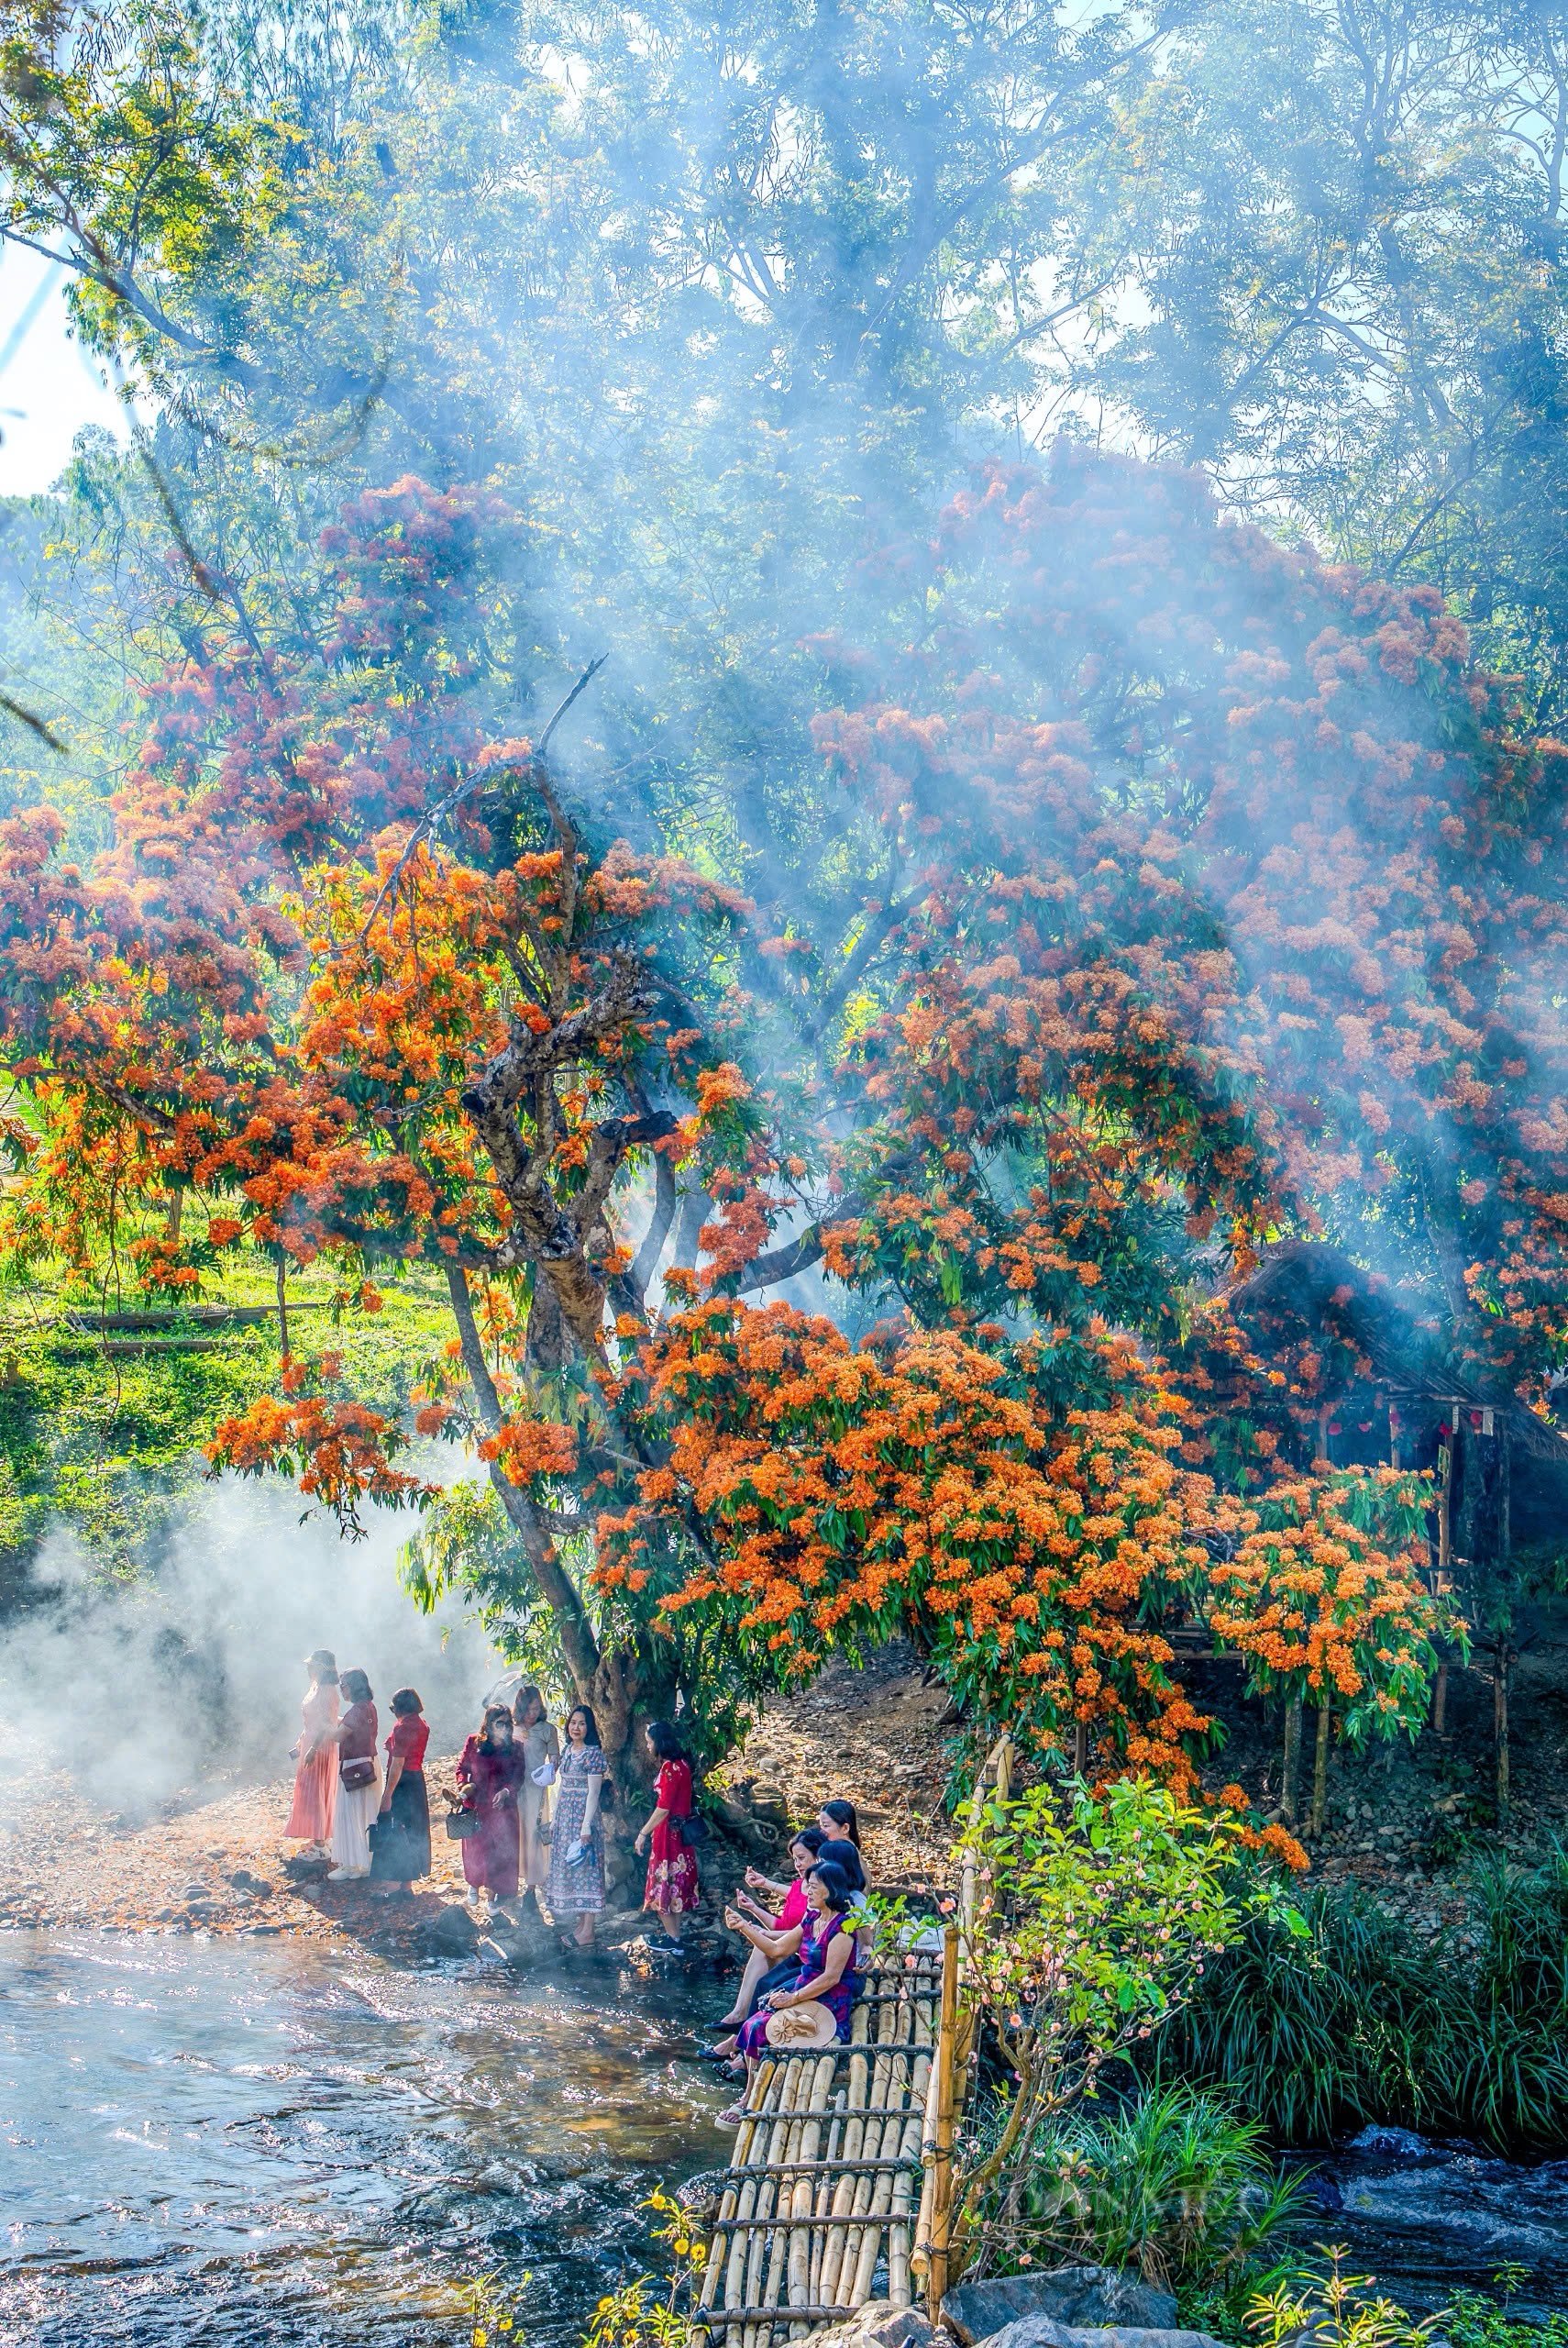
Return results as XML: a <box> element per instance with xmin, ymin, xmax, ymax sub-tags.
<box><xmin>0</xmin><ymin>1929</ymin><xmax>730</xmax><ymax>2347</ymax></box>
<box><xmin>7</xmin><ymin>1930</ymin><xmax>1568</xmax><ymax>2343</ymax></box>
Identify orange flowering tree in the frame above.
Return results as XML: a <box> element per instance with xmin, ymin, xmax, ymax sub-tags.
<box><xmin>0</xmin><ymin>477</ymin><xmax>770</xmax><ymax>1768</ymax></box>
<box><xmin>1</xmin><ymin>442</ymin><xmax>1551</xmax><ymax>1799</ymax></box>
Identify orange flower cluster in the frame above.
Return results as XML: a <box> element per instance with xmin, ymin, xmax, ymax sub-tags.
<box><xmin>602</xmin><ymin>1300</ymin><xmax>1218</xmax><ymax>1789</ymax></box>
<box><xmin>1202</xmin><ymin>1472</ymin><xmax>1451</xmax><ymax>1740</ymax></box>
<box><xmin>211</xmin><ymin>1362</ymin><xmax>438</xmax><ymax>1534</ymax></box>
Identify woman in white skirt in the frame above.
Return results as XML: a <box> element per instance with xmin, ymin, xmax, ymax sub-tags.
<box><xmin>329</xmin><ymin>1668</ymin><xmax>381</xmax><ymax>1878</ymax></box>
<box><xmin>513</xmin><ymin>1684</ymin><xmax>560</xmax><ymax>1902</ymax></box>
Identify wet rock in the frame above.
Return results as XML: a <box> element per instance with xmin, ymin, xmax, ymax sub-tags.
<box><xmin>281</xmin><ymin>1853</ymin><xmax>331</xmax><ymax>1883</ymax></box>
<box><xmin>803</xmin><ymin>2301</ymin><xmax>940</xmax><ymax>2348</ymax></box>
<box><xmin>488</xmin><ymin>1910</ymin><xmax>554</xmax><ymax>1968</ymax></box>
<box><xmin>1345</xmin><ymin>2123</ymin><xmax>1441</xmax><ymax>2162</ymax></box>
<box><xmin>970</xmin><ymin>2325</ymin><xmax>1226</xmax><ymax>2348</ymax></box>
<box><xmin>945</xmin><ymin>2268</ymin><xmax>1177</xmax><ymax>2345</ymax></box>
<box><xmin>425</xmin><ymin>1901</ymin><xmax>481</xmax><ymax>1955</ymax></box>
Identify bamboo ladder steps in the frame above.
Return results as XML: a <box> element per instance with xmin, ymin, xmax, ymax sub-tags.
<box><xmin>697</xmin><ymin>1950</ymin><xmax>942</xmax><ymax>2348</ymax></box>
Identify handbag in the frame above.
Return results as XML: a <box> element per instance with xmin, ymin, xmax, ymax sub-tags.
<box><xmin>529</xmin><ymin>1760</ymin><xmax>557</xmax><ymax>1788</ymax></box>
<box><xmin>445</xmin><ymin>1808</ymin><xmax>482</xmax><ymax>1841</ymax></box>
<box><xmin>682</xmin><ymin>1811</ymin><xmax>710</xmax><ymax>1845</ymax></box>
<box><xmin>340</xmin><ymin>1756</ymin><xmax>376</xmax><ymax>1792</ymax></box>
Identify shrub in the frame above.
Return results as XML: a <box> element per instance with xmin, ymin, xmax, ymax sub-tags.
<box><xmin>946</xmin><ymin>1777</ymin><xmax>1296</xmax><ymax>2272</ymax></box>
<box><xmin>1159</xmin><ymin>1853</ymin><xmax>1568</xmax><ymax>2151</ymax></box>
<box><xmin>1018</xmin><ymin>2083</ymin><xmax>1309</xmax><ymax>2288</ymax></box>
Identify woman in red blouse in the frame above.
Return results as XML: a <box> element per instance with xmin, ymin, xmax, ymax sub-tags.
<box><xmin>633</xmin><ymin>1720</ymin><xmax>700</xmax><ymax>1944</ymax></box>
<box><xmin>370</xmin><ymin>1688</ymin><xmax>431</xmax><ymax>1893</ymax></box>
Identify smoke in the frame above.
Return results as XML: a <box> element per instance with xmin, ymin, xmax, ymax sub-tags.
<box><xmin>0</xmin><ymin>1469</ymin><xmax>505</xmax><ymax>1818</ymax></box>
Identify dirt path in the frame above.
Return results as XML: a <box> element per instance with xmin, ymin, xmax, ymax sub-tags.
<box><xmin>713</xmin><ymin>1643</ymin><xmax>956</xmax><ymax>1888</ymax></box>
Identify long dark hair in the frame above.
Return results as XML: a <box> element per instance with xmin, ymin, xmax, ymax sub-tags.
<box><xmin>646</xmin><ymin>1719</ymin><xmax>689</xmax><ymax>1765</ymax></box>
<box><xmin>820</xmin><ymin>1798</ymin><xmax>859</xmax><ymax>1845</ymax></box>
<box><xmin>817</xmin><ymin>1836</ymin><xmax>866</xmax><ymax>1894</ymax></box>
<box><xmin>808</xmin><ymin>1860</ymin><xmax>855</xmax><ymax>1915</ymax></box>
<box><xmin>340</xmin><ymin>1668</ymin><xmax>372</xmax><ymax>1705</ymax></box>
<box><xmin>566</xmin><ymin>1703</ymin><xmax>602</xmax><ymax>1747</ymax></box>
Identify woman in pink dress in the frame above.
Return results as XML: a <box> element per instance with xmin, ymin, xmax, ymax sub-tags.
<box><xmin>633</xmin><ymin>1720</ymin><xmax>700</xmax><ymax>1944</ymax></box>
<box><xmin>285</xmin><ymin>1650</ymin><xmax>339</xmax><ymax>1849</ymax></box>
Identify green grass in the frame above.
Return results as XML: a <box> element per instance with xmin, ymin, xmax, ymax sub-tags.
<box><xmin>0</xmin><ymin>1256</ymin><xmax>455</xmax><ymax>1592</ymax></box>
<box><xmin>1017</xmin><ymin>2083</ymin><xmax>1309</xmax><ymax>2289</ymax></box>
<box><xmin>1157</xmin><ymin>1859</ymin><xmax>1568</xmax><ymax>2152</ymax></box>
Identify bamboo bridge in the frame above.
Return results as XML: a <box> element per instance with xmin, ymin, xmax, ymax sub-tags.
<box><xmin>696</xmin><ymin>1737</ymin><xmax>1012</xmax><ymax>2346</ymax></box>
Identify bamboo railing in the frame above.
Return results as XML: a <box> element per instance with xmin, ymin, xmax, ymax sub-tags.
<box><xmin>699</xmin><ymin>1734</ymin><xmax>1011</xmax><ymax>2343</ymax></box>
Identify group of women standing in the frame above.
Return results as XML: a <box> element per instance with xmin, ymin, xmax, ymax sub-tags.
<box><xmin>284</xmin><ymin>1650</ymin><xmax>433</xmax><ymax>1892</ymax></box>
<box><xmin>284</xmin><ymin>1654</ymin><xmax>705</xmax><ymax>1949</ymax></box>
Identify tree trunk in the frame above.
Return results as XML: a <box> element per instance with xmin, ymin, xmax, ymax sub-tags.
<box><xmin>1310</xmin><ymin>1698</ymin><xmax>1331</xmax><ymax>1838</ymax></box>
<box><xmin>1281</xmin><ymin>1698</ymin><xmax>1303</xmax><ymax>1823</ymax></box>
<box><xmin>445</xmin><ymin>1268</ymin><xmax>675</xmax><ymax>1794</ymax></box>
<box><xmin>1495</xmin><ymin>1641</ymin><xmax>1512</xmax><ymax>1822</ymax></box>
<box><xmin>1431</xmin><ymin>1662</ymin><xmax>1448</xmax><ymax>1736</ymax></box>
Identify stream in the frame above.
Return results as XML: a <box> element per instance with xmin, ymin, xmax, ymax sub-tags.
<box><xmin>4</xmin><ymin>1931</ymin><xmax>1567</xmax><ymax>2344</ymax></box>
<box><xmin>0</xmin><ymin>1928</ymin><xmax>730</xmax><ymax>2346</ymax></box>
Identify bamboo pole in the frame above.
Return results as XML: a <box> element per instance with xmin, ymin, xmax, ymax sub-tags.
<box><xmin>923</xmin><ymin>1923</ymin><xmax>961</xmax><ymax>2327</ymax></box>
<box><xmin>787</xmin><ymin>2055</ymin><xmax>835</xmax><ymax>2316</ymax></box>
<box><xmin>887</xmin><ymin>2048</ymin><xmax>932</xmax><ymax>2305</ymax></box>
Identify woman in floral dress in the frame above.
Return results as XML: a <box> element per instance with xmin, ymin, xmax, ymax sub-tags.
<box><xmin>633</xmin><ymin>1721</ymin><xmax>699</xmax><ymax>1944</ymax></box>
<box><xmin>547</xmin><ymin>1704</ymin><xmax>607</xmax><ymax>1948</ymax></box>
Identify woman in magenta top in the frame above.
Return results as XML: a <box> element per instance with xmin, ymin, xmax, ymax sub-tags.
<box><xmin>634</xmin><ymin>1721</ymin><xmax>700</xmax><ymax>1944</ymax></box>
<box><xmin>455</xmin><ymin>1705</ymin><xmax>526</xmax><ymax>1912</ymax></box>
<box><xmin>711</xmin><ymin>1825</ymin><xmax>826</xmax><ymax>2049</ymax></box>
<box><xmin>370</xmin><ymin>1688</ymin><xmax>431</xmax><ymax>1892</ymax></box>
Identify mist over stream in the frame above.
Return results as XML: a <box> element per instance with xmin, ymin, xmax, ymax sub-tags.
<box><xmin>0</xmin><ymin>1470</ymin><xmax>500</xmax><ymax>1815</ymax></box>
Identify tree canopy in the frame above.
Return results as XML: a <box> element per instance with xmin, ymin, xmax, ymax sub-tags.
<box><xmin>2</xmin><ymin>0</ymin><xmax>1564</xmax><ymax>1802</ymax></box>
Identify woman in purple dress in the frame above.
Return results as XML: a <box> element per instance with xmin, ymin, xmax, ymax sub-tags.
<box><xmin>718</xmin><ymin>1861</ymin><xmax>860</xmax><ymax>2124</ymax></box>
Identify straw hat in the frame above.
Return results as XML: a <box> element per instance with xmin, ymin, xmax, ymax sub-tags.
<box><xmin>765</xmin><ymin>2002</ymin><xmax>838</xmax><ymax>2050</ymax></box>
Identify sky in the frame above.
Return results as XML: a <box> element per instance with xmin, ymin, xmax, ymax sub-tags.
<box><xmin>0</xmin><ymin>242</ymin><xmax>131</xmax><ymax>498</ymax></box>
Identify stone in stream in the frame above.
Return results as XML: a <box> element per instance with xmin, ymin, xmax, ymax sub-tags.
<box><xmin>944</xmin><ymin>2268</ymin><xmax>1178</xmax><ymax>2343</ymax></box>
<box><xmin>424</xmin><ymin>1902</ymin><xmax>481</xmax><ymax>1955</ymax></box>
<box><xmin>966</xmin><ymin>2324</ymin><xmax>1228</xmax><ymax>2348</ymax></box>
<box><xmin>801</xmin><ymin>2304</ymin><xmax>941</xmax><ymax>2348</ymax></box>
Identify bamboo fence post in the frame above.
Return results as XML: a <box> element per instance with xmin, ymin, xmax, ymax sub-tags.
<box><xmin>923</xmin><ymin>1922</ymin><xmax>962</xmax><ymax>2328</ymax></box>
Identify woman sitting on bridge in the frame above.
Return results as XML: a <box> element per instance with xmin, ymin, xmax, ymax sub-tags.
<box><xmin>717</xmin><ymin>1860</ymin><xmax>860</xmax><ymax>2123</ymax></box>
<box><xmin>712</xmin><ymin>1825</ymin><xmax>826</xmax><ymax>2045</ymax></box>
